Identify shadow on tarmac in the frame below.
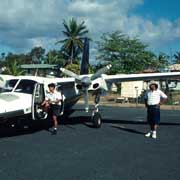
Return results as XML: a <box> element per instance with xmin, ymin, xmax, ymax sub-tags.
<box><xmin>0</xmin><ymin>116</ymin><xmax>90</xmax><ymax>139</ymax></box>
<box><xmin>0</xmin><ymin>115</ymin><xmax>180</xmax><ymax>139</ymax></box>
<box><xmin>111</xmin><ymin>125</ymin><xmax>145</xmax><ymax>135</ymax></box>
<box><xmin>0</xmin><ymin>121</ymin><xmax>47</xmax><ymax>139</ymax></box>
<box><xmin>102</xmin><ymin>119</ymin><xmax>180</xmax><ymax>126</ymax></box>
<box><xmin>105</xmin><ymin>119</ymin><xmax>180</xmax><ymax>136</ymax></box>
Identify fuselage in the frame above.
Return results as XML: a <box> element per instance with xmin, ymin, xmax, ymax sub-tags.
<box><xmin>0</xmin><ymin>75</ymin><xmax>81</xmax><ymax>120</ymax></box>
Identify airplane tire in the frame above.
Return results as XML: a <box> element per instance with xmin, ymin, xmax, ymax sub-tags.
<box><xmin>92</xmin><ymin>112</ymin><xmax>102</xmax><ymax>128</ymax></box>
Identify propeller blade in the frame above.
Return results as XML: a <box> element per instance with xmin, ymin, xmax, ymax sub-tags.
<box><xmin>91</xmin><ymin>64</ymin><xmax>112</xmax><ymax>80</ymax></box>
<box><xmin>60</xmin><ymin>68</ymin><xmax>81</xmax><ymax>81</ymax></box>
<box><xmin>84</xmin><ymin>88</ymin><xmax>89</xmax><ymax>112</ymax></box>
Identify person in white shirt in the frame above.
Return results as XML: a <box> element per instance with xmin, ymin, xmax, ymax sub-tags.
<box><xmin>144</xmin><ymin>81</ymin><xmax>168</xmax><ymax>139</ymax></box>
<box><xmin>41</xmin><ymin>83</ymin><xmax>64</xmax><ymax>135</ymax></box>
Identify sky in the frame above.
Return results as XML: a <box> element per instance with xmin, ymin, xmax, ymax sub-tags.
<box><xmin>0</xmin><ymin>0</ymin><xmax>180</xmax><ymax>61</ymax></box>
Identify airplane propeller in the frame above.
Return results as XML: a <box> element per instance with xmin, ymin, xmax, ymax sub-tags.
<box><xmin>90</xmin><ymin>64</ymin><xmax>112</xmax><ymax>81</ymax></box>
<box><xmin>60</xmin><ymin>64</ymin><xmax>112</xmax><ymax>112</ymax></box>
<box><xmin>60</xmin><ymin>68</ymin><xmax>81</xmax><ymax>81</ymax></box>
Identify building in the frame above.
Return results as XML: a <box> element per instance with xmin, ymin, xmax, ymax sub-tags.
<box><xmin>121</xmin><ymin>81</ymin><xmax>147</xmax><ymax>98</ymax></box>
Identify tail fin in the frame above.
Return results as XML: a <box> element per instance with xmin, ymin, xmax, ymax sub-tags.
<box><xmin>80</xmin><ymin>38</ymin><xmax>89</xmax><ymax>75</ymax></box>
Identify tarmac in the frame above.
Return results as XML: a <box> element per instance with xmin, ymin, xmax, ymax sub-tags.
<box><xmin>0</xmin><ymin>104</ymin><xmax>180</xmax><ymax>180</ymax></box>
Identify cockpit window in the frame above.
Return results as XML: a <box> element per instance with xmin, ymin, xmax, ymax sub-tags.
<box><xmin>14</xmin><ymin>79</ymin><xmax>37</xmax><ymax>94</ymax></box>
<box><xmin>7</xmin><ymin>79</ymin><xmax>18</xmax><ymax>88</ymax></box>
<box><xmin>1</xmin><ymin>79</ymin><xmax>19</xmax><ymax>92</ymax></box>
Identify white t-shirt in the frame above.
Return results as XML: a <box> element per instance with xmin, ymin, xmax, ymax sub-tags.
<box><xmin>45</xmin><ymin>91</ymin><xmax>64</xmax><ymax>105</ymax></box>
<box><xmin>144</xmin><ymin>89</ymin><xmax>167</xmax><ymax>105</ymax></box>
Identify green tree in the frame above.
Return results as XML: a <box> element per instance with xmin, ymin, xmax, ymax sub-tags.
<box><xmin>56</xmin><ymin>18</ymin><xmax>89</xmax><ymax>64</ymax></box>
<box><xmin>65</xmin><ymin>63</ymin><xmax>81</xmax><ymax>75</ymax></box>
<box><xmin>0</xmin><ymin>53</ymin><xmax>5</xmax><ymax>61</ymax></box>
<box><xmin>5</xmin><ymin>53</ymin><xmax>21</xmax><ymax>64</ymax></box>
<box><xmin>4</xmin><ymin>52</ymin><xmax>30</xmax><ymax>65</ymax></box>
<box><xmin>156</xmin><ymin>53</ymin><xmax>169</xmax><ymax>70</ymax></box>
<box><xmin>3</xmin><ymin>60</ymin><xmax>24</xmax><ymax>76</ymax></box>
<box><xmin>45</xmin><ymin>50</ymin><xmax>65</xmax><ymax>65</ymax></box>
<box><xmin>1</xmin><ymin>52</ymin><xmax>27</xmax><ymax>75</ymax></box>
<box><xmin>29</xmin><ymin>46</ymin><xmax>46</xmax><ymax>64</ymax></box>
<box><xmin>174</xmin><ymin>52</ymin><xmax>180</xmax><ymax>64</ymax></box>
<box><xmin>96</xmin><ymin>31</ymin><xmax>162</xmax><ymax>74</ymax></box>
<box><xmin>0</xmin><ymin>53</ymin><xmax>5</xmax><ymax>69</ymax></box>
<box><xmin>64</xmin><ymin>61</ymin><xmax>94</xmax><ymax>75</ymax></box>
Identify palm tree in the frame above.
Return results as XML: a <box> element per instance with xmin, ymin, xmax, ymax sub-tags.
<box><xmin>46</xmin><ymin>52</ymin><xmax>58</xmax><ymax>64</ymax></box>
<box><xmin>4</xmin><ymin>60</ymin><xmax>24</xmax><ymax>76</ymax></box>
<box><xmin>45</xmin><ymin>50</ymin><xmax>65</xmax><ymax>66</ymax></box>
<box><xmin>174</xmin><ymin>52</ymin><xmax>180</xmax><ymax>64</ymax></box>
<box><xmin>156</xmin><ymin>53</ymin><xmax>169</xmax><ymax>70</ymax></box>
<box><xmin>56</xmin><ymin>18</ymin><xmax>89</xmax><ymax>64</ymax></box>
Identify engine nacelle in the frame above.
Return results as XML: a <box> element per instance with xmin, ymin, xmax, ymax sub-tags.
<box><xmin>92</xmin><ymin>83</ymin><xmax>100</xmax><ymax>90</ymax></box>
<box><xmin>89</xmin><ymin>77</ymin><xmax>108</xmax><ymax>91</ymax></box>
<box><xmin>75</xmin><ymin>76</ymin><xmax>113</xmax><ymax>92</ymax></box>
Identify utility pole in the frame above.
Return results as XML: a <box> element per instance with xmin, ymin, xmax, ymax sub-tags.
<box><xmin>135</xmin><ymin>86</ymin><xmax>138</xmax><ymax>106</ymax></box>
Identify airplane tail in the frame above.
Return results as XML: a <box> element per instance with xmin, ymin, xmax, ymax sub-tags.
<box><xmin>80</xmin><ymin>38</ymin><xmax>89</xmax><ymax>75</ymax></box>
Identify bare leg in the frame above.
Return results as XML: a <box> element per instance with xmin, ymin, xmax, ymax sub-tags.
<box><xmin>42</xmin><ymin>102</ymin><xmax>50</xmax><ymax>112</ymax></box>
<box><xmin>151</xmin><ymin>125</ymin><xmax>158</xmax><ymax>131</ymax></box>
<box><xmin>53</xmin><ymin>115</ymin><xmax>58</xmax><ymax>129</ymax></box>
<box><xmin>51</xmin><ymin>115</ymin><xmax>58</xmax><ymax>135</ymax></box>
<box><xmin>154</xmin><ymin>125</ymin><xmax>158</xmax><ymax>131</ymax></box>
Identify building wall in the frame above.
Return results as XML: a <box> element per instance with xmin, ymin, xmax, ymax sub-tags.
<box><xmin>121</xmin><ymin>81</ymin><xmax>147</xmax><ymax>98</ymax></box>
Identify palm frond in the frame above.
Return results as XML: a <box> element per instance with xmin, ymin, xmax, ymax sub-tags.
<box><xmin>78</xmin><ymin>30</ymin><xmax>89</xmax><ymax>36</ymax></box>
<box><xmin>57</xmin><ymin>18</ymin><xmax>89</xmax><ymax>63</ymax></box>
<box><xmin>63</xmin><ymin>19</ymin><xmax>70</xmax><ymax>34</ymax></box>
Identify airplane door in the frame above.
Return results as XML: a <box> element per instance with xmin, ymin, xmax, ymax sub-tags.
<box><xmin>32</xmin><ymin>83</ymin><xmax>47</xmax><ymax>120</ymax></box>
<box><xmin>56</xmin><ymin>85</ymin><xmax>65</xmax><ymax>116</ymax></box>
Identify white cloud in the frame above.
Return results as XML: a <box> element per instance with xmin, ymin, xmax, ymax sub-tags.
<box><xmin>131</xmin><ymin>17</ymin><xmax>180</xmax><ymax>46</ymax></box>
<box><xmin>0</xmin><ymin>0</ymin><xmax>179</xmax><ymax>54</ymax></box>
<box><xmin>68</xmin><ymin>0</ymin><xmax>105</xmax><ymax>14</ymax></box>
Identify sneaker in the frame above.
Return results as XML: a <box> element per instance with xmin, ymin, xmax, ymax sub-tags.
<box><xmin>145</xmin><ymin>132</ymin><xmax>152</xmax><ymax>137</ymax></box>
<box><xmin>36</xmin><ymin>108</ymin><xmax>43</xmax><ymax>113</ymax></box>
<box><xmin>152</xmin><ymin>132</ymin><xmax>157</xmax><ymax>139</ymax></box>
<box><xmin>51</xmin><ymin>129</ymin><xmax>57</xmax><ymax>135</ymax></box>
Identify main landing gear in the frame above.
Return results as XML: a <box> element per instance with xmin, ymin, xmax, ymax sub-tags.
<box><xmin>91</xmin><ymin>93</ymin><xmax>102</xmax><ymax>128</ymax></box>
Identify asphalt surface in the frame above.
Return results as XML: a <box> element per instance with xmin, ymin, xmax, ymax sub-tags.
<box><xmin>0</xmin><ymin>105</ymin><xmax>180</xmax><ymax>180</ymax></box>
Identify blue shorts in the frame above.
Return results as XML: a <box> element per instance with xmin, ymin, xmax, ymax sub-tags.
<box><xmin>50</xmin><ymin>104</ymin><xmax>61</xmax><ymax>116</ymax></box>
<box><xmin>147</xmin><ymin>105</ymin><xmax>160</xmax><ymax>125</ymax></box>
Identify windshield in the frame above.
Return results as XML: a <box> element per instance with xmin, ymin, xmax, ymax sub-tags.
<box><xmin>14</xmin><ymin>79</ymin><xmax>37</xmax><ymax>94</ymax></box>
<box><xmin>1</xmin><ymin>79</ymin><xmax>19</xmax><ymax>93</ymax></box>
<box><xmin>0</xmin><ymin>79</ymin><xmax>37</xmax><ymax>94</ymax></box>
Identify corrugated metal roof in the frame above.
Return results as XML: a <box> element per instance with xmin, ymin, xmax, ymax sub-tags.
<box><xmin>20</xmin><ymin>64</ymin><xmax>58</xmax><ymax>69</ymax></box>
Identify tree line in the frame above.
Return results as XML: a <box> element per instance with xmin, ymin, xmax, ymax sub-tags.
<box><xmin>0</xmin><ymin>18</ymin><xmax>180</xmax><ymax>75</ymax></box>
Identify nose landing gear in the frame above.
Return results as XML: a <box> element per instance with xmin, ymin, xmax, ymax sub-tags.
<box><xmin>91</xmin><ymin>93</ymin><xmax>102</xmax><ymax>128</ymax></box>
<box><xmin>91</xmin><ymin>111</ymin><xmax>102</xmax><ymax>128</ymax></box>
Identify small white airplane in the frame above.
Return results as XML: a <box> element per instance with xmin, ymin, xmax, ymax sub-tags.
<box><xmin>0</xmin><ymin>38</ymin><xmax>180</xmax><ymax>128</ymax></box>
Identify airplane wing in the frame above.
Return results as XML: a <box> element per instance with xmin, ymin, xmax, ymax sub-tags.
<box><xmin>60</xmin><ymin>65</ymin><xmax>180</xmax><ymax>113</ymax></box>
<box><xmin>103</xmin><ymin>72</ymin><xmax>180</xmax><ymax>83</ymax></box>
